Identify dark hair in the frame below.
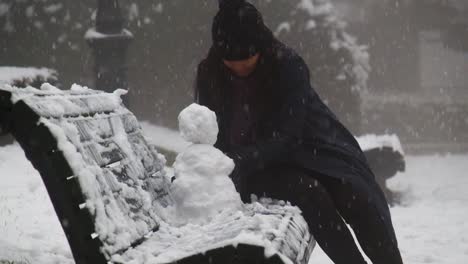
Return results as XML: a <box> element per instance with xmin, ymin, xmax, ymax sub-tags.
<box><xmin>212</xmin><ymin>0</ymin><xmax>272</xmax><ymax>61</ymax></box>
<box><xmin>217</xmin><ymin>0</ymin><xmax>245</xmax><ymax>9</ymax></box>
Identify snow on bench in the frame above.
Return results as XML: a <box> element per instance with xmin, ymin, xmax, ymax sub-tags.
<box><xmin>0</xmin><ymin>84</ymin><xmax>315</xmax><ymax>264</ymax></box>
<box><xmin>0</xmin><ymin>67</ymin><xmax>56</xmax><ymax>142</ymax></box>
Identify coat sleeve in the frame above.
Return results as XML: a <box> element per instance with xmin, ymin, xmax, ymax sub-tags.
<box><xmin>227</xmin><ymin>55</ymin><xmax>313</xmax><ymax>176</ymax></box>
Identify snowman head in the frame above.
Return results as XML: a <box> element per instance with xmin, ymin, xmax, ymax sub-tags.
<box><xmin>178</xmin><ymin>104</ymin><xmax>219</xmax><ymax>145</ymax></box>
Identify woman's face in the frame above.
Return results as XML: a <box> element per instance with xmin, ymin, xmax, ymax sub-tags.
<box><xmin>223</xmin><ymin>53</ymin><xmax>260</xmax><ymax>77</ymax></box>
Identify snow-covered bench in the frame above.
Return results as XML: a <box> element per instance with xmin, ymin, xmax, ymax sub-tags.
<box><xmin>0</xmin><ymin>84</ymin><xmax>315</xmax><ymax>264</ymax></box>
<box><xmin>0</xmin><ymin>67</ymin><xmax>58</xmax><ymax>145</ymax></box>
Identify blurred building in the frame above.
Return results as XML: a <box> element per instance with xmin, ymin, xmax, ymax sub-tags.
<box><xmin>333</xmin><ymin>0</ymin><xmax>468</xmax><ymax>153</ymax></box>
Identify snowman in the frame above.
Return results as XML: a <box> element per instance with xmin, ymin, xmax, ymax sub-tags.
<box><xmin>170</xmin><ymin>103</ymin><xmax>243</xmax><ymax>225</ymax></box>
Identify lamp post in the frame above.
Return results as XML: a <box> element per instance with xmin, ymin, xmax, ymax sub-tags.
<box><xmin>86</xmin><ymin>0</ymin><xmax>133</xmax><ymax>106</ymax></box>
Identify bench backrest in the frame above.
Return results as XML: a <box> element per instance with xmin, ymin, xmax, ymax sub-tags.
<box><xmin>0</xmin><ymin>85</ymin><xmax>172</xmax><ymax>263</ymax></box>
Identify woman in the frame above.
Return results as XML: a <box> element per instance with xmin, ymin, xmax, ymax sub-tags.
<box><xmin>195</xmin><ymin>1</ymin><xmax>404</xmax><ymax>263</ymax></box>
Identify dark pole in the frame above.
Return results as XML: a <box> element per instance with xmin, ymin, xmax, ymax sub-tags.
<box><xmin>86</xmin><ymin>0</ymin><xmax>133</xmax><ymax>106</ymax></box>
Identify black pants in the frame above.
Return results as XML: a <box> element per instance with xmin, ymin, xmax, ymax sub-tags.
<box><xmin>242</xmin><ymin>165</ymin><xmax>403</xmax><ymax>264</ymax></box>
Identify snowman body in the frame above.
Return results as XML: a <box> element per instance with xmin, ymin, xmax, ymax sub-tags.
<box><xmin>170</xmin><ymin>104</ymin><xmax>242</xmax><ymax>224</ymax></box>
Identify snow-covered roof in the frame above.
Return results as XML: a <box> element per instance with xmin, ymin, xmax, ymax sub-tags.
<box><xmin>0</xmin><ymin>67</ymin><xmax>57</xmax><ymax>87</ymax></box>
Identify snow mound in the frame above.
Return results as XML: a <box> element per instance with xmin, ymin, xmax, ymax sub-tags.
<box><xmin>356</xmin><ymin>134</ymin><xmax>404</xmax><ymax>154</ymax></box>
<box><xmin>171</xmin><ymin>104</ymin><xmax>242</xmax><ymax>225</ymax></box>
<box><xmin>178</xmin><ymin>103</ymin><xmax>218</xmax><ymax>145</ymax></box>
<box><xmin>0</xmin><ymin>67</ymin><xmax>57</xmax><ymax>87</ymax></box>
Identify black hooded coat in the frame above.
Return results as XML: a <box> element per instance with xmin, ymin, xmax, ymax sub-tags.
<box><xmin>195</xmin><ymin>39</ymin><xmax>394</xmax><ymax>237</ymax></box>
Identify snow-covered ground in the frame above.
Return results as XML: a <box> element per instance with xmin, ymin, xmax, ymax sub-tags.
<box><xmin>0</xmin><ymin>143</ymin><xmax>73</xmax><ymax>264</ymax></box>
<box><xmin>309</xmin><ymin>154</ymin><xmax>468</xmax><ymax>264</ymax></box>
<box><xmin>0</xmin><ymin>123</ymin><xmax>467</xmax><ymax>264</ymax></box>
